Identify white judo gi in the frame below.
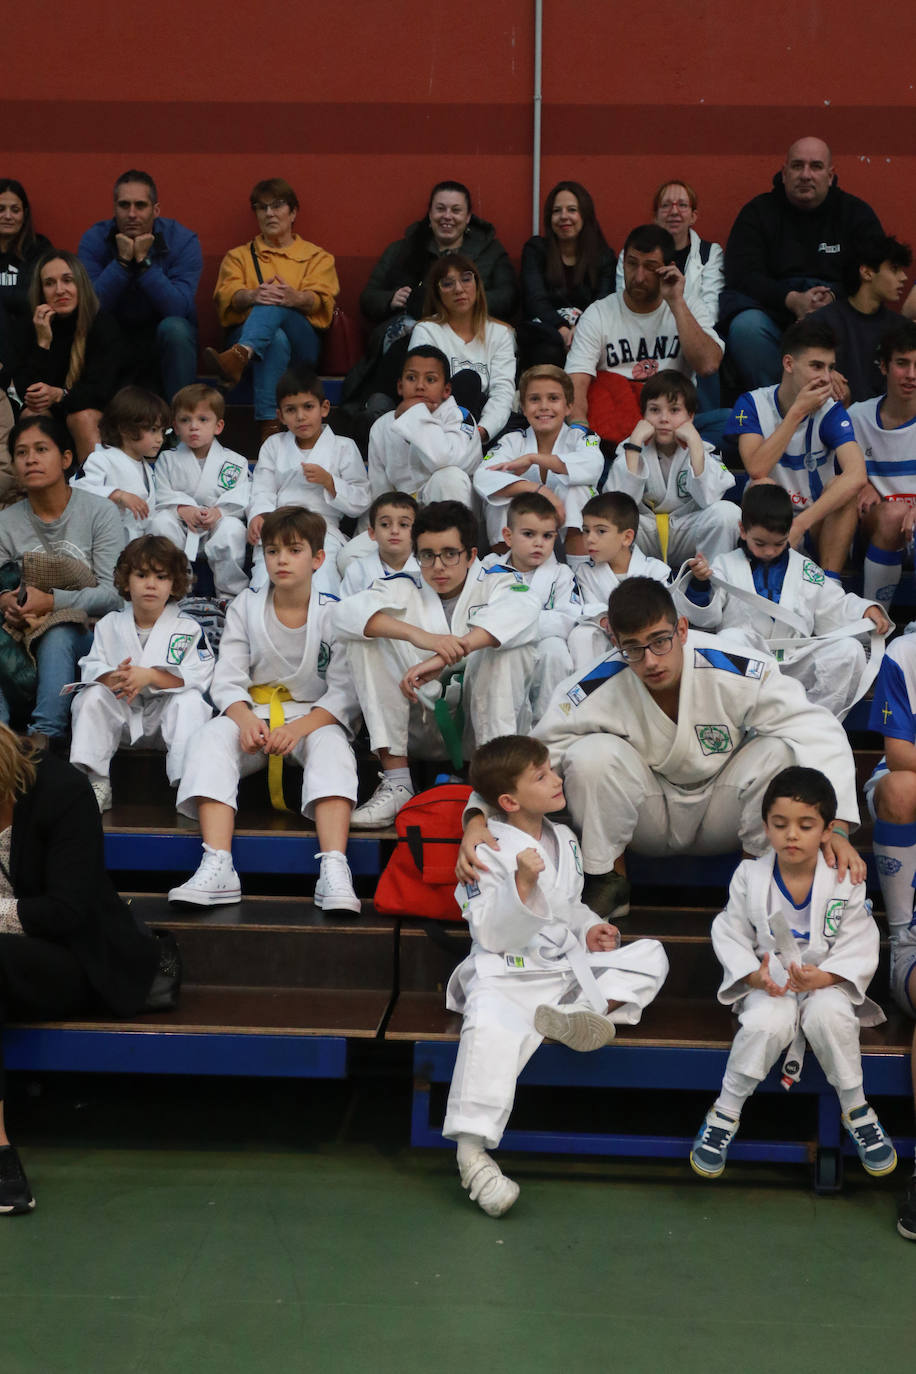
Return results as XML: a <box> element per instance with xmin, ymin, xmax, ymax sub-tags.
<box><xmin>674</xmin><ymin>548</ymin><xmax>884</xmax><ymax>719</ymax></box>
<box><xmin>176</xmin><ymin>584</ymin><xmax>359</xmax><ymax>820</ymax></box>
<box><xmin>712</xmin><ymin>852</ymin><xmax>883</xmax><ymax>1096</ymax></box>
<box><xmin>247</xmin><ymin>426</ymin><xmax>370</xmax><ymax>593</ymax></box>
<box><xmin>367</xmin><ymin>397</ymin><xmax>482</xmax><ymax>507</ymax></box>
<box><xmin>480</xmin><ymin>552</ymin><xmax>580</xmax><ymax>722</ymax></box>
<box><xmin>76</xmin><ymin>445</ymin><xmax>157</xmax><ymax>540</ymax></box>
<box><xmin>474</xmin><ymin>423</ymin><xmax>603</xmax><ymax>546</ymax></box>
<box><xmin>333</xmin><ymin>562</ymin><xmax>540</xmax><ymax>757</ymax></box>
<box><xmin>70</xmin><ymin>602</ymin><xmax>214</xmax><ymax>785</ymax></box>
<box><xmin>152</xmin><ymin>440</ymin><xmax>252</xmax><ymax>596</ymax></box>
<box><xmin>339</xmin><ymin>550</ymin><xmax>422</xmax><ymax>598</ymax></box>
<box><xmin>605</xmin><ymin>437</ymin><xmax>739</xmax><ymax>568</ymax></box>
<box><xmin>443</xmin><ymin>819</ymin><xmax>669</xmax><ymax>1148</ymax></box>
<box><xmin>570</xmin><ymin>546</ymin><xmax>671</xmax><ymax>671</ymax></box>
<box><xmin>532</xmin><ymin>629</ymin><xmax>860</xmax><ymax>874</ymax></box>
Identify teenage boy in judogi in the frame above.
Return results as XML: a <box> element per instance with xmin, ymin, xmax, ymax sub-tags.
<box><xmin>152</xmin><ymin>384</ymin><xmax>251</xmax><ymax>597</ymax></box>
<box><xmin>69</xmin><ymin>535</ymin><xmax>213</xmax><ymax>812</ymax></box>
<box><xmin>333</xmin><ymin>500</ymin><xmax>540</xmax><ymax>828</ymax></box>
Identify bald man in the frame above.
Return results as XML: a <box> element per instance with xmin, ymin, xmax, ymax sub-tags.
<box><xmin>721</xmin><ymin>137</ymin><xmax>883</xmax><ymax>389</ymax></box>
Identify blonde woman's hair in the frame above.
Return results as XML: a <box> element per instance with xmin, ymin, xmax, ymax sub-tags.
<box><xmin>29</xmin><ymin>249</ymin><xmax>100</xmax><ymax>390</ymax></box>
<box><xmin>0</xmin><ymin>724</ymin><xmax>37</xmax><ymax>802</ymax></box>
<box><xmin>422</xmin><ymin>252</ymin><xmax>489</xmax><ymax>342</ymax></box>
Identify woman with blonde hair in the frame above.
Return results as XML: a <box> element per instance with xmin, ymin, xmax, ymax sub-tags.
<box><xmin>409</xmin><ymin>253</ymin><xmax>517</xmax><ymax>444</ymax></box>
<box><xmin>0</xmin><ymin>724</ymin><xmax>174</xmax><ymax>1214</ymax></box>
<box><xmin>10</xmin><ymin>249</ymin><xmax>121</xmax><ymax>461</ymax></box>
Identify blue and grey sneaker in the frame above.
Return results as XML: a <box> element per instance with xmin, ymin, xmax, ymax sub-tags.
<box><xmin>690</xmin><ymin>1105</ymin><xmax>740</xmax><ymax>1179</ymax></box>
<box><xmin>897</xmin><ymin>1173</ymin><xmax>916</xmax><ymax>1240</ymax></box>
<box><xmin>842</xmin><ymin>1105</ymin><xmax>897</xmax><ymax>1177</ymax></box>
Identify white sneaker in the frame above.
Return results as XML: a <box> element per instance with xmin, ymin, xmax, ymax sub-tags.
<box><xmin>459</xmin><ymin>1149</ymin><xmax>519</xmax><ymax>1217</ymax></box>
<box><xmin>90</xmin><ymin>777</ymin><xmax>113</xmax><ymax>813</ymax></box>
<box><xmin>315</xmin><ymin>850</ymin><xmax>361</xmax><ymax>914</ymax></box>
<box><xmin>168</xmin><ymin>844</ymin><xmax>241</xmax><ymax>906</ymax></box>
<box><xmin>350</xmin><ymin>775</ymin><xmax>414</xmax><ymax>828</ymax></box>
<box><xmin>534</xmin><ymin>1004</ymin><xmax>616</xmax><ymax>1052</ymax></box>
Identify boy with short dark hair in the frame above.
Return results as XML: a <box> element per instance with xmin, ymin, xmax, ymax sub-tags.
<box><xmin>152</xmin><ymin>383</ymin><xmax>251</xmax><ymax>597</ymax></box>
<box><xmin>850</xmin><ymin>321</ymin><xmax>916</xmax><ymax>610</ymax></box>
<box><xmin>813</xmin><ymin>234</ymin><xmax>913</xmax><ymax>403</ymax></box>
<box><xmin>445</xmin><ymin>733</ymin><xmax>668</xmax><ymax>1216</ymax></box>
<box><xmin>339</xmin><ymin>491</ymin><xmax>419</xmax><ymax>597</ymax></box>
<box><xmin>691</xmin><ymin>765</ymin><xmax>894</xmax><ymax>1182</ymax></box>
<box><xmin>475</xmin><ymin>363</ymin><xmax>603</xmax><ymax>567</ymax></box>
<box><xmin>679</xmin><ymin>482</ymin><xmax>889</xmax><ymax>717</ymax></box>
<box><xmin>570</xmin><ymin>491</ymin><xmax>670</xmax><ymax>669</ymax></box>
<box><xmin>366</xmin><ymin>345</ymin><xmax>481</xmax><ymax>514</ymax></box>
<box><xmin>79</xmin><ymin>385</ymin><xmax>169</xmax><ymax>538</ymax></box>
<box><xmin>247</xmin><ymin>364</ymin><xmax>369</xmax><ymax>593</ymax></box>
<box><xmin>334</xmin><ymin>500</ymin><xmax>540</xmax><ymax>827</ymax></box>
<box><xmin>725</xmin><ymin>319</ymin><xmax>867</xmax><ymax>573</ymax></box>
<box><xmin>608</xmin><ymin>370</ymin><xmax>739</xmax><ymax>567</ymax></box>
<box><xmin>171</xmin><ymin>505</ymin><xmax>361</xmax><ymax>912</ymax></box>
<box><xmin>480</xmin><ymin>491</ymin><xmax>581</xmax><ymax>720</ymax></box>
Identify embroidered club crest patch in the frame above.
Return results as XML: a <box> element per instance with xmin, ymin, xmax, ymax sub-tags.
<box><xmin>569</xmin><ymin>839</ymin><xmax>583</xmax><ymax>875</ymax></box>
<box><xmin>317</xmin><ymin>640</ymin><xmax>331</xmax><ymax>677</ymax></box>
<box><xmin>166</xmin><ymin>633</ymin><xmax>193</xmax><ymax>665</ymax></box>
<box><xmin>676</xmin><ymin>469</ymin><xmax>689</xmax><ymax>498</ymax></box>
<box><xmin>217</xmin><ymin>460</ymin><xmax>243</xmax><ymax>490</ymax></box>
<box><xmin>824</xmin><ymin>898</ymin><xmax>846</xmax><ymax>937</ymax></box>
<box><xmin>802</xmin><ymin>560</ymin><xmax>825</xmax><ymax>586</ymax></box>
<box><xmin>695</xmin><ymin>723</ymin><xmax>732</xmax><ymax>755</ymax></box>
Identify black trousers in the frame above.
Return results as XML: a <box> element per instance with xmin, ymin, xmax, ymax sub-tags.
<box><xmin>0</xmin><ymin>934</ymin><xmax>93</xmax><ymax>1099</ymax></box>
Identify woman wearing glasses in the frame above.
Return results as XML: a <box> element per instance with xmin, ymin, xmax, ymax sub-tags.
<box><xmin>206</xmin><ymin>179</ymin><xmax>339</xmax><ymax>442</ymax></box>
<box><xmin>409</xmin><ymin>255</ymin><xmax>517</xmax><ymax>445</ymax></box>
<box><xmin>615</xmin><ymin>180</ymin><xmax>724</xmax><ymax>329</ymax></box>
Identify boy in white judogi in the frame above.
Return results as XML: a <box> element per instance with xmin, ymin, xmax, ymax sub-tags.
<box><xmin>678</xmin><ymin>483</ymin><xmax>889</xmax><ymax>718</ymax></box>
<box><xmin>334</xmin><ymin>500</ymin><xmax>539</xmax><ymax>828</ymax></box>
<box><xmin>690</xmin><ymin>766</ymin><xmax>895</xmax><ymax>1182</ymax></box>
<box><xmin>570</xmin><ymin>491</ymin><xmax>670</xmax><ymax>670</ymax></box>
<box><xmin>481</xmin><ymin>492</ymin><xmax>581</xmax><ymax>722</ymax></box>
<box><xmin>367</xmin><ymin>345</ymin><xmax>482</xmax><ymax>507</ymax></box>
<box><xmin>171</xmin><ymin>506</ymin><xmax>361</xmax><ymax>913</ymax></box>
<box><xmin>247</xmin><ymin>365</ymin><xmax>369</xmax><ymax>594</ymax></box>
<box><xmin>70</xmin><ymin>535</ymin><xmax>213</xmax><ymax>812</ymax></box>
<box><xmin>152</xmin><ymin>384</ymin><xmax>251</xmax><ymax>597</ymax></box>
<box><xmin>339</xmin><ymin>492</ymin><xmax>420</xmax><ymax>598</ymax></box>
<box><xmin>77</xmin><ymin>386</ymin><xmax>169</xmax><ymax>538</ymax></box>
<box><xmin>445</xmin><ymin>734</ymin><xmax>668</xmax><ymax>1216</ymax></box>
<box><xmin>474</xmin><ymin>364</ymin><xmax>603</xmax><ymax>568</ymax></box>
<box><xmin>607</xmin><ymin>370</ymin><xmax>739</xmax><ymax>569</ymax></box>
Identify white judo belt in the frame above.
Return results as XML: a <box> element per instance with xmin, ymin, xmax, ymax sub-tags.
<box><xmin>764</xmin><ymin>911</ymin><xmax>808</xmax><ymax>1090</ymax></box>
<box><xmin>540</xmin><ymin>926</ymin><xmax>610</xmax><ymax>1013</ymax></box>
<box><xmin>184</xmin><ymin>531</ymin><xmax>201</xmax><ymax>562</ymax></box>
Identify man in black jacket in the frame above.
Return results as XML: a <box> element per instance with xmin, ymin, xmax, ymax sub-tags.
<box><xmin>722</xmin><ymin>138</ymin><xmax>883</xmax><ymax>389</ymax></box>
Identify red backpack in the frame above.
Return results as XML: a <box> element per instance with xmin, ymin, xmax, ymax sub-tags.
<box><xmin>373</xmin><ymin>784</ymin><xmax>472</xmax><ymax>921</ymax></box>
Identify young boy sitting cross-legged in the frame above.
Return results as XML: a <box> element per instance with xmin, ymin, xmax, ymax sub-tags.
<box><xmin>334</xmin><ymin>500</ymin><xmax>541</xmax><ymax>828</ymax></box>
<box><xmin>444</xmin><ymin>734</ymin><xmax>668</xmax><ymax>1217</ymax></box>
<box><xmin>171</xmin><ymin>505</ymin><xmax>361</xmax><ymax>912</ymax></box>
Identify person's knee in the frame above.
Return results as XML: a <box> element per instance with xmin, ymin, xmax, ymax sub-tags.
<box><xmin>156</xmin><ymin>316</ymin><xmax>195</xmax><ymax>346</ymax></box>
<box><xmin>741</xmin><ymin>995</ymin><xmax>795</xmax><ymax>1040</ymax></box>
<box><xmin>802</xmin><ymin>988</ymin><xmax>854</xmax><ymax>1041</ymax></box>
<box><xmin>874</xmin><ymin>770</ymin><xmax>916</xmax><ymax>824</ymax></box>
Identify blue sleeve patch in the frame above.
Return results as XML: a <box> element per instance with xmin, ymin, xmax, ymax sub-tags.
<box><xmin>317</xmin><ymin>592</ymin><xmax>340</xmax><ymax>604</ymax></box>
<box><xmin>481</xmin><ymin>563</ymin><xmax>516</xmax><ymax>576</ymax></box>
<box><xmin>566</xmin><ymin>656</ymin><xmax>627</xmax><ymax>706</ymax></box>
<box><xmin>694</xmin><ymin>646</ymin><xmax>764</xmax><ymax>678</ymax></box>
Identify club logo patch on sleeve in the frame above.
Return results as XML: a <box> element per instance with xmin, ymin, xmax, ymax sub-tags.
<box><xmin>166</xmin><ymin>633</ymin><xmax>193</xmax><ymax>665</ymax></box>
<box><xmin>802</xmin><ymin>560</ymin><xmax>825</xmax><ymax>586</ymax></box>
<box><xmin>824</xmin><ymin>898</ymin><xmax>847</xmax><ymax>937</ymax></box>
<box><xmin>695</xmin><ymin>723</ymin><xmax>733</xmax><ymax>755</ymax></box>
<box><xmin>694</xmin><ymin>647</ymin><xmax>764</xmax><ymax>678</ymax></box>
<box><xmin>566</xmin><ymin>656</ymin><xmax>627</xmax><ymax>706</ymax></box>
<box><xmin>217</xmin><ymin>460</ymin><xmax>243</xmax><ymax>490</ymax></box>
<box><xmin>317</xmin><ymin>641</ymin><xmax>331</xmax><ymax>677</ymax></box>
<box><xmin>569</xmin><ymin>839</ymin><xmax>583</xmax><ymax>875</ymax></box>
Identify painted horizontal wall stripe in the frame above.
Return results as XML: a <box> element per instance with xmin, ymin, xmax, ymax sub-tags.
<box><xmin>3</xmin><ymin>101</ymin><xmax>913</xmax><ymax>156</ymax></box>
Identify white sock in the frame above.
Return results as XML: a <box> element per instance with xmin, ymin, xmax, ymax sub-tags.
<box><xmin>863</xmin><ymin>544</ymin><xmax>903</xmax><ymax>609</ymax></box>
<box><xmin>717</xmin><ymin>1066</ymin><xmax>758</xmax><ymax>1116</ymax></box>
<box><xmin>384</xmin><ymin>767</ymin><xmax>413</xmax><ymax>790</ymax></box>
<box><xmin>838</xmin><ymin>1086</ymin><xmax>868</xmax><ymax>1114</ymax></box>
<box><xmin>872</xmin><ymin>819</ymin><xmax>916</xmax><ymax>942</ymax></box>
<box><xmin>456</xmin><ymin>1133</ymin><xmax>486</xmax><ymax>1170</ymax></box>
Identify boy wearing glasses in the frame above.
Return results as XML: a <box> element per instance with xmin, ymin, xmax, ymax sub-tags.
<box><xmin>459</xmin><ymin>578</ymin><xmax>859</xmax><ymax>921</ymax></box>
<box><xmin>334</xmin><ymin>500</ymin><xmax>540</xmax><ymax>827</ymax></box>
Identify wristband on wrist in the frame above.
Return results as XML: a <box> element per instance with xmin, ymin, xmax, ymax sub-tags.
<box><xmin>623</xmin><ymin>441</ymin><xmax>642</xmax><ymax>453</ymax></box>
<box><xmin>831</xmin><ymin>826</ymin><xmax>849</xmax><ymax>840</ymax></box>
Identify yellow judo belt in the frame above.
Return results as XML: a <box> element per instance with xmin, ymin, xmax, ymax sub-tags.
<box><xmin>249</xmin><ymin>684</ymin><xmax>293</xmax><ymax>812</ymax></box>
<box><xmin>654</xmin><ymin>510</ymin><xmax>670</xmax><ymax>563</ymax></box>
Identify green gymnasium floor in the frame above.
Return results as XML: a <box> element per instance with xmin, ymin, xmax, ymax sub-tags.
<box><xmin>5</xmin><ymin>1073</ymin><xmax>914</xmax><ymax>1374</ymax></box>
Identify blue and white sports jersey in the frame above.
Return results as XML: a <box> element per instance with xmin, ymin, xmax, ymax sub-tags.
<box><xmin>848</xmin><ymin>396</ymin><xmax>916</xmax><ymax>501</ymax></box>
<box><xmin>867</xmin><ymin>636</ymin><xmax>916</xmax><ymax>791</ymax></box>
<box><xmin>726</xmin><ymin>386</ymin><xmax>856</xmax><ymax>510</ymax></box>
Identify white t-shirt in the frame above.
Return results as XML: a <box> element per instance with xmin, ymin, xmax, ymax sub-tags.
<box><xmin>565</xmin><ymin>294</ymin><xmax>719</xmax><ymax>383</ymax></box>
<box><xmin>849</xmin><ymin>395</ymin><xmax>916</xmax><ymax>501</ymax></box>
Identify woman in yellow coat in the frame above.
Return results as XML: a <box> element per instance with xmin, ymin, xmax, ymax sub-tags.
<box><xmin>206</xmin><ymin>178</ymin><xmax>339</xmax><ymax>439</ymax></box>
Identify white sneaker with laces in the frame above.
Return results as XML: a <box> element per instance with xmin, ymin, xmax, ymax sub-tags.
<box><xmin>315</xmin><ymin>850</ymin><xmax>361</xmax><ymax>913</ymax></box>
<box><xmin>168</xmin><ymin>844</ymin><xmax>241</xmax><ymax>906</ymax></box>
<box><xmin>350</xmin><ymin>776</ymin><xmax>414</xmax><ymax>828</ymax></box>
<box><xmin>459</xmin><ymin>1149</ymin><xmax>519</xmax><ymax>1217</ymax></box>
<box><xmin>534</xmin><ymin>1004</ymin><xmax>616</xmax><ymax>1052</ymax></box>
<box><xmin>90</xmin><ymin>777</ymin><xmax>113</xmax><ymax>813</ymax></box>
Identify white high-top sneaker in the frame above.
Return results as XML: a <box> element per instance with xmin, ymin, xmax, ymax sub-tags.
<box><xmin>168</xmin><ymin>844</ymin><xmax>242</xmax><ymax>906</ymax></box>
<box><xmin>315</xmin><ymin>850</ymin><xmax>361</xmax><ymax>914</ymax></box>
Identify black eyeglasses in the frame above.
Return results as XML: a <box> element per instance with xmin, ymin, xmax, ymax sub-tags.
<box><xmin>416</xmin><ymin>547</ymin><xmax>466</xmax><ymax>567</ymax></box>
<box><xmin>618</xmin><ymin>632</ymin><xmax>677</xmax><ymax>664</ymax></box>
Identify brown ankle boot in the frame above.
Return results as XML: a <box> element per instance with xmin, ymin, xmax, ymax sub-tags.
<box><xmin>204</xmin><ymin>343</ymin><xmax>250</xmax><ymax>389</ymax></box>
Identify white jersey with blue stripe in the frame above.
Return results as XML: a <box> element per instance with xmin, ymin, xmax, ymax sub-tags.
<box><xmin>726</xmin><ymin>386</ymin><xmax>855</xmax><ymax>510</ymax></box>
<box><xmin>867</xmin><ymin>634</ymin><xmax>916</xmax><ymax>786</ymax></box>
<box><xmin>849</xmin><ymin>396</ymin><xmax>916</xmax><ymax>500</ymax></box>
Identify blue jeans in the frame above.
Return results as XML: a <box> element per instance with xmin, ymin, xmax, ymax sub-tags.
<box><xmin>724</xmin><ymin>308</ymin><xmax>783</xmax><ymax>391</ymax></box>
<box><xmin>156</xmin><ymin>316</ymin><xmax>199</xmax><ymax>400</ymax></box>
<box><xmin>230</xmin><ymin>306</ymin><xmax>321</xmax><ymax>419</ymax></box>
<box><xmin>0</xmin><ymin>625</ymin><xmax>94</xmax><ymax>737</ymax></box>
